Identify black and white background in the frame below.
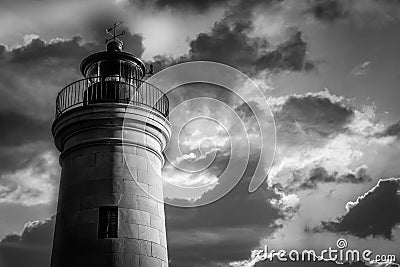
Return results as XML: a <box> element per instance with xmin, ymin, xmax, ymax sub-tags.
<box><xmin>0</xmin><ymin>0</ymin><xmax>400</xmax><ymax>266</ymax></box>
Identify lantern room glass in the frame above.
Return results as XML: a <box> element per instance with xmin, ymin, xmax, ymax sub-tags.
<box><xmin>84</xmin><ymin>60</ymin><xmax>143</xmax><ymax>88</ymax></box>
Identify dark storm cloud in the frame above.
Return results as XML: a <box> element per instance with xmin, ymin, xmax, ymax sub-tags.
<box><xmin>152</xmin><ymin>25</ymin><xmax>314</xmax><ymax>75</ymax></box>
<box><xmin>0</xmin><ymin>37</ymin><xmax>88</xmax><ymax>196</ymax></box>
<box><xmin>9</xmin><ymin>36</ymin><xmax>92</xmax><ymax>64</ymax></box>
<box><xmin>0</xmin><ymin>111</ymin><xmax>50</xmax><ymax>146</ymax></box>
<box><xmin>188</xmin><ymin>21</ymin><xmax>266</xmax><ymax>69</ymax></box>
<box><xmin>150</xmin><ymin>55</ymin><xmax>183</xmax><ymax>74</ymax></box>
<box><xmin>307</xmin><ymin>0</ymin><xmax>400</xmax><ymax>23</ymax></box>
<box><xmin>377</xmin><ymin>120</ymin><xmax>400</xmax><ymax>138</ymax></box>
<box><xmin>0</xmin><ymin>217</ymin><xmax>55</xmax><ymax>267</ymax></box>
<box><xmin>0</xmin><ymin>36</ymin><xmax>84</xmax><ymax>195</ymax></box>
<box><xmin>312</xmin><ymin>178</ymin><xmax>400</xmax><ymax>239</ymax></box>
<box><xmin>299</xmin><ymin>166</ymin><xmax>371</xmax><ymax>190</ymax></box>
<box><xmin>0</xmin><ymin>110</ymin><xmax>53</xmax><ymax>176</ymax></box>
<box><xmin>274</xmin><ymin>93</ymin><xmax>354</xmax><ymax>138</ymax></box>
<box><xmin>222</xmin><ymin>0</ymin><xmax>284</xmax><ymax>21</ymax></box>
<box><xmin>165</xmin><ymin>152</ymin><xmax>284</xmax><ymax>267</ymax></box>
<box><xmin>134</xmin><ymin>0</ymin><xmax>283</xmax><ymax>14</ymax></box>
<box><xmin>149</xmin><ymin>0</ymin><xmax>314</xmax><ymax>75</ymax></box>
<box><xmin>254</xmin><ymin>31</ymin><xmax>315</xmax><ymax>73</ymax></box>
<box><xmin>188</xmin><ymin>25</ymin><xmax>313</xmax><ymax>75</ymax></box>
<box><xmin>0</xmin><ymin>45</ymin><xmax>6</xmax><ymax>57</ymax></box>
<box><xmin>0</xmin><ymin>143</ymin><xmax>54</xmax><ymax>177</ymax></box>
<box><xmin>134</xmin><ymin>0</ymin><xmax>230</xmax><ymax>12</ymax></box>
<box><xmin>308</xmin><ymin>0</ymin><xmax>348</xmax><ymax>22</ymax></box>
<box><xmin>339</xmin><ymin>167</ymin><xmax>371</xmax><ymax>183</ymax></box>
<box><xmin>375</xmin><ymin>0</ymin><xmax>400</xmax><ymax>5</ymax></box>
<box><xmin>0</xmin><ymin>37</ymin><xmax>85</xmax><ymax>123</ymax></box>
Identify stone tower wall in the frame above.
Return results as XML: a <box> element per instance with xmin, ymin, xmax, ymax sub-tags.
<box><xmin>51</xmin><ymin>104</ymin><xmax>171</xmax><ymax>267</ymax></box>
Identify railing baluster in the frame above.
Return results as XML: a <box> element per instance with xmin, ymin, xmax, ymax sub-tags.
<box><xmin>74</xmin><ymin>83</ymin><xmax>77</xmax><ymax>107</ymax></box>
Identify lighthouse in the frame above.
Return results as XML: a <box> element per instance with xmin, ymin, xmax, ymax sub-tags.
<box><xmin>50</xmin><ymin>24</ymin><xmax>171</xmax><ymax>267</ymax></box>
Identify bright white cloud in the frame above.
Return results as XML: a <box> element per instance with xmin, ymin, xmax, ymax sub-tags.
<box><xmin>351</xmin><ymin>61</ymin><xmax>371</xmax><ymax>76</ymax></box>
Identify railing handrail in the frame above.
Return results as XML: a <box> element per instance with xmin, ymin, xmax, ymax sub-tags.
<box><xmin>55</xmin><ymin>76</ymin><xmax>169</xmax><ymax>118</ymax></box>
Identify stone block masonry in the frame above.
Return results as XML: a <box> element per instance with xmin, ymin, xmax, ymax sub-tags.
<box><xmin>51</xmin><ymin>104</ymin><xmax>171</xmax><ymax>267</ymax></box>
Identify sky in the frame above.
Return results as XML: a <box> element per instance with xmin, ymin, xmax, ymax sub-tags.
<box><xmin>0</xmin><ymin>0</ymin><xmax>400</xmax><ymax>267</ymax></box>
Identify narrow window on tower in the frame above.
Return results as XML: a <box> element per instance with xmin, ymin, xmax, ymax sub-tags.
<box><xmin>98</xmin><ymin>206</ymin><xmax>118</xmax><ymax>239</ymax></box>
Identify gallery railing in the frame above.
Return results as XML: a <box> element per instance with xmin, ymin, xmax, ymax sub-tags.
<box><xmin>55</xmin><ymin>76</ymin><xmax>169</xmax><ymax>118</ymax></box>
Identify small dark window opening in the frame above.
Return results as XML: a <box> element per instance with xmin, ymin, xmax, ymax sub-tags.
<box><xmin>98</xmin><ymin>206</ymin><xmax>118</xmax><ymax>239</ymax></box>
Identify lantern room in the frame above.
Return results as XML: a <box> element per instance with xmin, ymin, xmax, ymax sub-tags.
<box><xmin>80</xmin><ymin>39</ymin><xmax>146</xmax><ymax>87</ymax></box>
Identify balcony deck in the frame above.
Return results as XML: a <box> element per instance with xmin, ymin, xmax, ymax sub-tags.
<box><xmin>55</xmin><ymin>76</ymin><xmax>169</xmax><ymax>118</ymax></box>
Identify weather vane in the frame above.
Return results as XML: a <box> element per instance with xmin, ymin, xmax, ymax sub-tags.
<box><xmin>105</xmin><ymin>21</ymin><xmax>125</xmax><ymax>44</ymax></box>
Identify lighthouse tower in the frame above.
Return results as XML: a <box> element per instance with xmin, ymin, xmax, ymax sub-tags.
<box><xmin>50</xmin><ymin>25</ymin><xmax>171</xmax><ymax>267</ymax></box>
